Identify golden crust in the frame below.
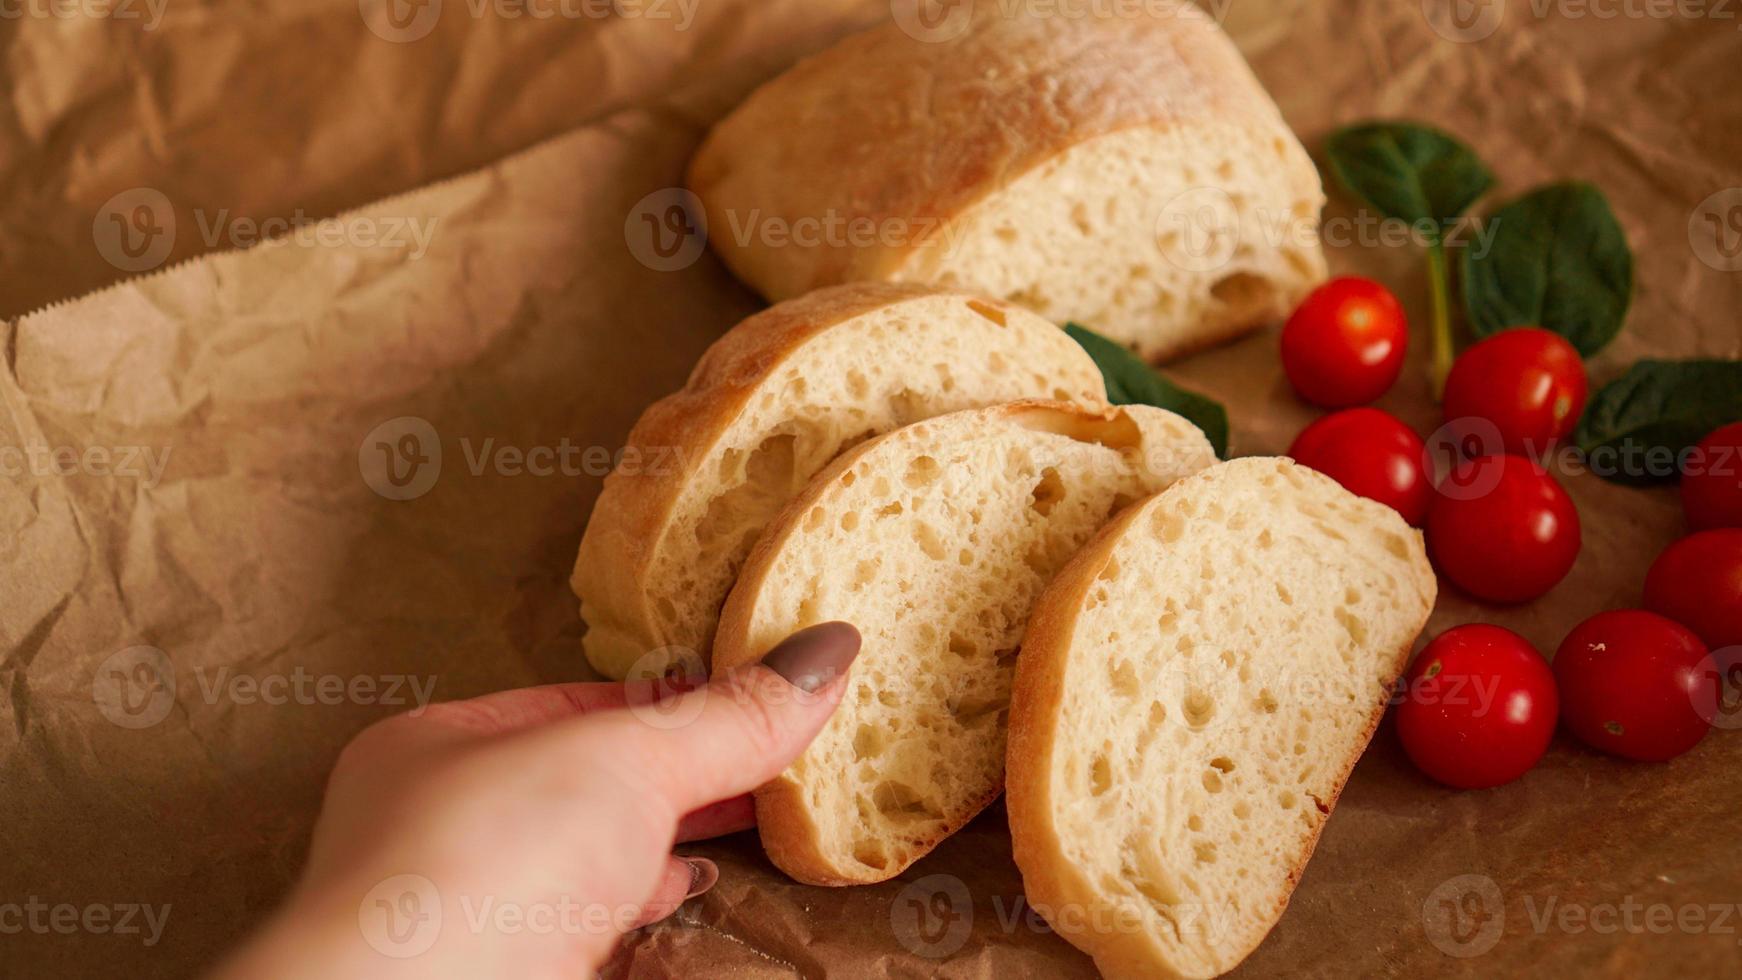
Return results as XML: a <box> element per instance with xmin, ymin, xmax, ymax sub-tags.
<box><xmin>688</xmin><ymin>1</ymin><xmax>1298</xmax><ymax>302</ymax></box>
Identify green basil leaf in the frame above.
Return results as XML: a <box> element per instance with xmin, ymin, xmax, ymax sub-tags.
<box><xmin>1461</xmin><ymin>182</ymin><xmax>1633</xmax><ymax>357</ymax></box>
<box><xmin>1064</xmin><ymin>323</ymin><xmax>1229</xmax><ymax>459</ymax></box>
<box><xmin>1325</xmin><ymin>122</ymin><xmax>1494</xmax><ymax>230</ymax></box>
<box><xmin>1575</xmin><ymin>359</ymin><xmax>1742</xmax><ymax>485</ymax></box>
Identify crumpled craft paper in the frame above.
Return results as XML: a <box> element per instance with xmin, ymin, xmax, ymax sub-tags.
<box><xmin>1</xmin><ymin>2</ymin><xmax>1740</xmax><ymax>978</ymax></box>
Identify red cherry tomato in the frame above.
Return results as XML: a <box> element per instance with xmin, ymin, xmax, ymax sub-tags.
<box><xmin>1442</xmin><ymin>328</ymin><xmax>1588</xmax><ymax>458</ymax></box>
<box><xmin>1280</xmin><ymin>277</ymin><xmax>1408</xmax><ymax>407</ymax></box>
<box><xmin>1395</xmin><ymin>624</ymin><xmax>1558</xmax><ymax>789</ymax></box>
<box><xmin>1554</xmin><ymin>610</ymin><xmax>1716</xmax><ymax>762</ymax></box>
<box><xmin>1643</xmin><ymin>529</ymin><xmax>1742</xmax><ymax>651</ymax></box>
<box><xmin>1288</xmin><ymin>408</ymin><xmax>1432</xmax><ymax>526</ymax></box>
<box><xmin>1427</xmin><ymin>455</ymin><xmax>1581</xmax><ymax>603</ymax></box>
<box><xmin>1681</xmin><ymin>421</ymin><xmax>1742</xmax><ymax>530</ymax></box>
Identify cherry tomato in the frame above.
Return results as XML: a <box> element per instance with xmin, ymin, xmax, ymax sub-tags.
<box><xmin>1554</xmin><ymin>610</ymin><xmax>1716</xmax><ymax>762</ymax></box>
<box><xmin>1280</xmin><ymin>277</ymin><xmax>1408</xmax><ymax>407</ymax></box>
<box><xmin>1643</xmin><ymin>529</ymin><xmax>1742</xmax><ymax>651</ymax></box>
<box><xmin>1681</xmin><ymin>421</ymin><xmax>1742</xmax><ymax>530</ymax></box>
<box><xmin>1288</xmin><ymin>408</ymin><xmax>1432</xmax><ymax>526</ymax></box>
<box><xmin>1395</xmin><ymin>624</ymin><xmax>1558</xmax><ymax>789</ymax></box>
<box><xmin>1427</xmin><ymin>455</ymin><xmax>1581</xmax><ymax>603</ymax></box>
<box><xmin>1441</xmin><ymin>328</ymin><xmax>1588</xmax><ymax>458</ymax></box>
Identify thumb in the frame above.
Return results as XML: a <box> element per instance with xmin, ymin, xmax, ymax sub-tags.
<box><xmin>577</xmin><ymin>621</ymin><xmax>862</xmax><ymax>819</ymax></box>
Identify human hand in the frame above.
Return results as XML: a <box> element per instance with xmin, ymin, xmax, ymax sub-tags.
<box><xmin>212</xmin><ymin>622</ymin><xmax>861</xmax><ymax>979</ymax></box>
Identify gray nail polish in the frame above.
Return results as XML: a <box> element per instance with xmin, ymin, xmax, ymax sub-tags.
<box><xmin>759</xmin><ymin>621</ymin><xmax>862</xmax><ymax>693</ymax></box>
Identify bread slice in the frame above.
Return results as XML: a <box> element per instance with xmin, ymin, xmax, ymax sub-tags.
<box><xmin>571</xmin><ymin>282</ymin><xmax>1108</xmax><ymax>679</ymax></box>
<box><xmin>711</xmin><ymin>401</ymin><xmax>1216</xmax><ymax>885</ymax></box>
<box><xmin>688</xmin><ymin>0</ymin><xmax>1326</xmax><ymax>362</ymax></box>
<box><xmin>1006</xmin><ymin>457</ymin><xmax>1435</xmax><ymax>980</ymax></box>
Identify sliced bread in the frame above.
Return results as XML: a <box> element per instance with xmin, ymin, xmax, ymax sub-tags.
<box><xmin>1006</xmin><ymin>457</ymin><xmax>1435</xmax><ymax>980</ymax></box>
<box><xmin>710</xmin><ymin>401</ymin><xmax>1216</xmax><ymax>884</ymax></box>
<box><xmin>571</xmin><ymin>282</ymin><xmax>1108</xmax><ymax>679</ymax></box>
<box><xmin>688</xmin><ymin>1</ymin><xmax>1326</xmax><ymax>362</ymax></box>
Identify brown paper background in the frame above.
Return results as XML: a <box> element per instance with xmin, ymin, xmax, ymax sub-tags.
<box><xmin>2</xmin><ymin>1</ymin><xmax>1739</xmax><ymax>977</ymax></box>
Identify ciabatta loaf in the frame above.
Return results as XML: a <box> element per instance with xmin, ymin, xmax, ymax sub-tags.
<box><xmin>1006</xmin><ymin>457</ymin><xmax>1435</xmax><ymax>980</ymax></box>
<box><xmin>711</xmin><ymin>402</ymin><xmax>1216</xmax><ymax>884</ymax></box>
<box><xmin>572</xmin><ymin>283</ymin><xmax>1107</xmax><ymax>679</ymax></box>
<box><xmin>689</xmin><ymin>1</ymin><xmax>1326</xmax><ymax>362</ymax></box>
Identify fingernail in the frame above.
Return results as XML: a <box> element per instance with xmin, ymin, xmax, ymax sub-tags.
<box><xmin>682</xmin><ymin>856</ymin><xmax>719</xmax><ymax>900</ymax></box>
<box><xmin>758</xmin><ymin>621</ymin><xmax>861</xmax><ymax>694</ymax></box>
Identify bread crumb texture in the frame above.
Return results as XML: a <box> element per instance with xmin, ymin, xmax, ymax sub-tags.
<box><xmin>741</xmin><ymin>405</ymin><xmax>1211</xmax><ymax>881</ymax></box>
<box><xmin>1019</xmin><ymin>457</ymin><xmax>1432</xmax><ymax>980</ymax></box>
<box><xmin>576</xmin><ymin>288</ymin><xmax>1104</xmax><ymax>678</ymax></box>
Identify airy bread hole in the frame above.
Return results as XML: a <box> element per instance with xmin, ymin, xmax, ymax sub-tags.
<box><xmin>877</xmin><ymin>501</ymin><xmax>904</xmax><ymax>518</ymax></box>
<box><xmin>840</xmin><ymin>511</ymin><xmax>860</xmax><ymax>532</ymax></box>
<box><xmin>1335</xmin><ymin>607</ymin><xmax>1367</xmax><ymax>646</ymax></box>
<box><xmin>1187</xmin><ymin>814</ymin><xmax>1204</xmax><ymax>832</ymax></box>
<box><xmin>1070</xmin><ymin>201</ymin><xmax>1093</xmax><ymax>235</ymax></box>
<box><xmin>965</xmin><ymin>299</ymin><xmax>1007</xmax><ymax>326</ymax></box>
<box><xmin>1090</xmin><ymin>753</ymin><xmax>1113</xmax><ymax>796</ymax></box>
<box><xmin>1201</xmin><ymin>770</ymin><xmax>1223</xmax><ymax>793</ymax></box>
<box><xmin>694</xmin><ymin>432</ymin><xmax>799</xmax><ymax>552</ymax></box>
<box><xmin>853</xmin><ymin>724</ymin><xmax>886</xmax><ymax>761</ymax></box>
<box><xmin>1255</xmin><ymin>689</ymin><xmax>1279</xmax><ymax>713</ymax></box>
<box><xmin>904</xmin><ymin>454</ymin><xmax>943</xmax><ymax>488</ymax></box>
<box><xmin>1109</xmin><ymin>659</ymin><xmax>1141</xmax><ymax>699</ymax></box>
<box><xmin>1007</xmin><ymin>405</ymin><xmax>1143</xmax><ymax>452</ymax></box>
<box><xmin>947</xmin><ymin>631</ymin><xmax>976</xmax><ymax>658</ymax></box>
<box><xmin>852</xmin><ymin>559</ymin><xmax>878</xmax><ymax>590</ymax></box>
<box><xmin>853</xmin><ymin>841</ymin><xmax>890</xmax><ymax>871</ymax></box>
<box><xmin>1209</xmin><ymin>756</ymin><xmax>1235</xmax><ymax>774</ymax></box>
<box><xmin>915</xmin><ymin>523</ymin><xmax>949</xmax><ymax>561</ymax></box>
<box><xmin>873</xmin><ymin>780</ymin><xmax>940</xmax><ymax>823</ymax></box>
<box><xmin>1194</xmin><ymin>842</ymin><xmax>1218</xmax><ymax>865</ymax></box>
<box><xmin>1029</xmin><ymin>466</ymin><xmax>1067</xmax><ymax>516</ymax></box>
<box><xmin>950</xmin><ymin>692</ymin><xmax>1004</xmax><ymax>726</ymax></box>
